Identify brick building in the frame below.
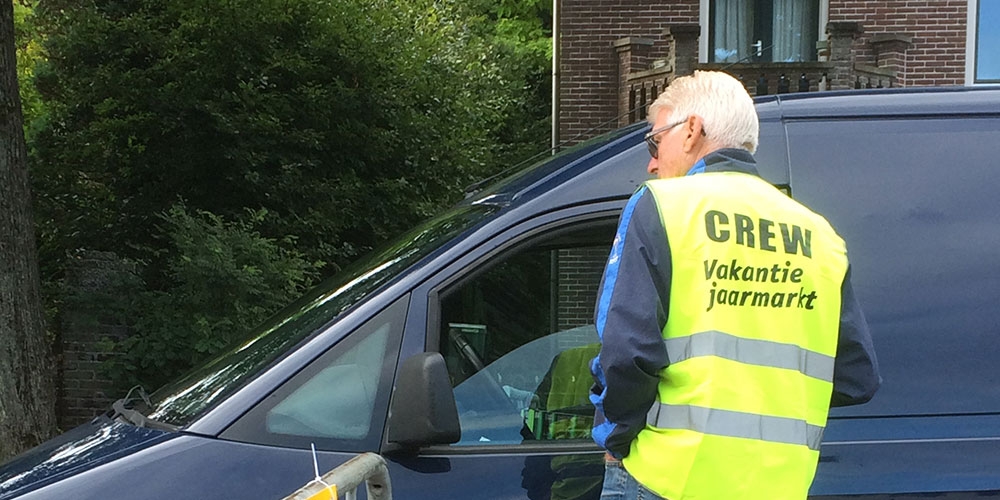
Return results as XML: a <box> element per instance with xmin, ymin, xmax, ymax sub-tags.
<box><xmin>556</xmin><ymin>0</ymin><xmax>999</xmax><ymax>145</ymax></box>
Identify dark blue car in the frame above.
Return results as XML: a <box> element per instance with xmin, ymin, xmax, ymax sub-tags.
<box><xmin>3</xmin><ymin>87</ymin><xmax>1000</xmax><ymax>499</ymax></box>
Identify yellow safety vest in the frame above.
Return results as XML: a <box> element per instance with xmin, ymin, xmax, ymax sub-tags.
<box><xmin>622</xmin><ymin>172</ymin><xmax>848</xmax><ymax>499</ymax></box>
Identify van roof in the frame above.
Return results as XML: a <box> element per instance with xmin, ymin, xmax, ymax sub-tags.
<box><xmin>475</xmin><ymin>86</ymin><xmax>1000</xmax><ymax>214</ymax></box>
<box><xmin>757</xmin><ymin>85</ymin><xmax>1000</xmax><ymax>120</ymax></box>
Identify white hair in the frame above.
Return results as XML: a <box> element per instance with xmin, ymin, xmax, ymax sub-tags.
<box><xmin>647</xmin><ymin>71</ymin><xmax>759</xmax><ymax>153</ymax></box>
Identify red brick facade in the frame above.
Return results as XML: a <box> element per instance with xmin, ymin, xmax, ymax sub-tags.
<box><xmin>558</xmin><ymin>0</ymin><xmax>698</xmax><ymax>145</ymax></box>
<box><xmin>830</xmin><ymin>0</ymin><xmax>967</xmax><ymax>86</ymax></box>
<box><xmin>558</xmin><ymin>1</ymin><xmax>971</xmax><ymax>144</ymax></box>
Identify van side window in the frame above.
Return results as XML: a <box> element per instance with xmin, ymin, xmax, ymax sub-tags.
<box><xmin>436</xmin><ymin>222</ymin><xmax>615</xmax><ymax>445</ymax></box>
<box><xmin>786</xmin><ymin>117</ymin><xmax>1000</xmax><ymax>417</ymax></box>
<box><xmin>221</xmin><ymin>296</ymin><xmax>406</xmax><ymax>451</ymax></box>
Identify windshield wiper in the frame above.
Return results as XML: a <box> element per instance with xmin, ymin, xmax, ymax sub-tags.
<box><xmin>111</xmin><ymin>385</ymin><xmax>180</xmax><ymax>432</ymax></box>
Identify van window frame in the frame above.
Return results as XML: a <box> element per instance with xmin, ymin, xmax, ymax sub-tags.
<box><xmin>416</xmin><ymin>206</ymin><xmax>624</xmax><ymax>454</ymax></box>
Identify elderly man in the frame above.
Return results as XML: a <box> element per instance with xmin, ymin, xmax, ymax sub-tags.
<box><xmin>589</xmin><ymin>71</ymin><xmax>880</xmax><ymax>500</ymax></box>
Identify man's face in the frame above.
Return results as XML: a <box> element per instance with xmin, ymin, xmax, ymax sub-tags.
<box><xmin>646</xmin><ymin>108</ymin><xmax>691</xmax><ymax>179</ymax></box>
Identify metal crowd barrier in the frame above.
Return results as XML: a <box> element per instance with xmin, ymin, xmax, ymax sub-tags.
<box><xmin>282</xmin><ymin>452</ymin><xmax>393</xmax><ymax>500</ymax></box>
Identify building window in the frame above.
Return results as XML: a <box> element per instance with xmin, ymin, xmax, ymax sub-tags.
<box><xmin>707</xmin><ymin>0</ymin><xmax>820</xmax><ymax>63</ymax></box>
<box><xmin>972</xmin><ymin>0</ymin><xmax>1000</xmax><ymax>83</ymax></box>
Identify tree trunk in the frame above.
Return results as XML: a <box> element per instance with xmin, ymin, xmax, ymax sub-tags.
<box><xmin>0</xmin><ymin>0</ymin><xmax>56</xmax><ymax>462</ymax></box>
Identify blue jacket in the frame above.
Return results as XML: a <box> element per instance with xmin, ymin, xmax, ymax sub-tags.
<box><xmin>589</xmin><ymin>149</ymin><xmax>881</xmax><ymax>458</ymax></box>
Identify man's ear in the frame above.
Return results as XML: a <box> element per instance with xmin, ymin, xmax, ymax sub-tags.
<box><xmin>681</xmin><ymin>115</ymin><xmax>706</xmax><ymax>153</ymax></box>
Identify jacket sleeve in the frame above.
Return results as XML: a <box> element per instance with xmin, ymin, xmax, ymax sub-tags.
<box><xmin>590</xmin><ymin>187</ymin><xmax>671</xmax><ymax>458</ymax></box>
<box><xmin>831</xmin><ymin>266</ymin><xmax>881</xmax><ymax>407</ymax></box>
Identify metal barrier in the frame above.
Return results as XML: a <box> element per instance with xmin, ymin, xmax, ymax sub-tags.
<box><xmin>282</xmin><ymin>452</ymin><xmax>393</xmax><ymax>500</ymax></box>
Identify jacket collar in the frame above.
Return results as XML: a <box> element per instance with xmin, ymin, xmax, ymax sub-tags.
<box><xmin>691</xmin><ymin>148</ymin><xmax>760</xmax><ymax>177</ymax></box>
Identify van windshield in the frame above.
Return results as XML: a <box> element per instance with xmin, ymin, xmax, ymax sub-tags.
<box><xmin>144</xmin><ymin>203</ymin><xmax>498</xmax><ymax>426</ymax></box>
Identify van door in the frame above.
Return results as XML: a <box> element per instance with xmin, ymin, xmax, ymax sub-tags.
<box><xmin>785</xmin><ymin>114</ymin><xmax>1000</xmax><ymax>498</ymax></box>
<box><xmin>385</xmin><ymin>204</ymin><xmax>623</xmax><ymax>500</ymax></box>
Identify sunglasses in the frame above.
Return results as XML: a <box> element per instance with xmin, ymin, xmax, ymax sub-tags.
<box><xmin>644</xmin><ymin>118</ymin><xmax>688</xmax><ymax>158</ymax></box>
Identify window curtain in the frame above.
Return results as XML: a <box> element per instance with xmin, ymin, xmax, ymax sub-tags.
<box><xmin>713</xmin><ymin>0</ymin><xmax>752</xmax><ymax>62</ymax></box>
<box><xmin>773</xmin><ymin>0</ymin><xmax>818</xmax><ymax>62</ymax></box>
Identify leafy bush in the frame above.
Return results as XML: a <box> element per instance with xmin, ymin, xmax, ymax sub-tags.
<box><xmin>30</xmin><ymin>0</ymin><xmax>550</xmax><ymax>273</ymax></box>
<box><xmin>90</xmin><ymin>204</ymin><xmax>320</xmax><ymax>391</ymax></box>
<box><xmin>27</xmin><ymin>0</ymin><xmax>551</xmax><ymax>392</ymax></box>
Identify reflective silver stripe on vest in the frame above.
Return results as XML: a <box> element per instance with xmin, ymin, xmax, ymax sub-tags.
<box><xmin>646</xmin><ymin>403</ymin><xmax>825</xmax><ymax>451</ymax></box>
<box><xmin>664</xmin><ymin>330</ymin><xmax>834</xmax><ymax>382</ymax></box>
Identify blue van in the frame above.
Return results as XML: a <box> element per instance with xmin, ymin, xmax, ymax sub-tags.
<box><xmin>3</xmin><ymin>87</ymin><xmax>1000</xmax><ymax>499</ymax></box>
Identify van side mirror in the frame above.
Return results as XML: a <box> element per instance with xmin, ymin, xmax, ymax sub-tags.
<box><xmin>387</xmin><ymin>352</ymin><xmax>461</xmax><ymax>447</ymax></box>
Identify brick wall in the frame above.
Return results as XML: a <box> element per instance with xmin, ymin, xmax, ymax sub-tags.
<box><xmin>558</xmin><ymin>0</ymin><xmax>698</xmax><ymax>146</ymax></box>
<box><xmin>58</xmin><ymin>251</ymin><xmax>133</xmax><ymax>429</ymax></box>
<box><xmin>828</xmin><ymin>0</ymin><xmax>968</xmax><ymax>86</ymax></box>
<box><xmin>560</xmin><ymin>1</ymin><xmax>971</xmax><ymax>145</ymax></box>
<box><xmin>556</xmin><ymin>247</ymin><xmax>608</xmax><ymax>331</ymax></box>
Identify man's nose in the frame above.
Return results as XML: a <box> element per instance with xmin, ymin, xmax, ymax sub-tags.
<box><xmin>647</xmin><ymin>157</ymin><xmax>658</xmax><ymax>176</ymax></box>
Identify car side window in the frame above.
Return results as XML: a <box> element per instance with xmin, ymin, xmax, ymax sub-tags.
<box><xmin>221</xmin><ymin>296</ymin><xmax>406</xmax><ymax>451</ymax></box>
<box><xmin>436</xmin><ymin>220</ymin><xmax>615</xmax><ymax>446</ymax></box>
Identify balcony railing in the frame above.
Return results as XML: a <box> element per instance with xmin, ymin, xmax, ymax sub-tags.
<box><xmin>851</xmin><ymin>63</ymin><xmax>896</xmax><ymax>89</ymax></box>
<box><xmin>623</xmin><ymin>61</ymin><xmax>897</xmax><ymax>126</ymax></box>
<box><xmin>700</xmin><ymin>62</ymin><xmax>836</xmax><ymax>96</ymax></box>
<box><xmin>607</xmin><ymin>23</ymin><xmax>907</xmax><ymax>137</ymax></box>
<box><xmin>624</xmin><ymin>65</ymin><xmax>670</xmax><ymax>126</ymax></box>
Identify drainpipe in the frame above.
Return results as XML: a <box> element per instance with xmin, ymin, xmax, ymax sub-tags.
<box><xmin>551</xmin><ymin>0</ymin><xmax>560</xmax><ymax>154</ymax></box>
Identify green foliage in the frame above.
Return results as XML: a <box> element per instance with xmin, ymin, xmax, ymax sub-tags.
<box><xmin>88</xmin><ymin>203</ymin><xmax>320</xmax><ymax>390</ymax></box>
<box><xmin>12</xmin><ymin>1</ymin><xmax>43</xmax><ymax>127</ymax></box>
<box><xmin>464</xmin><ymin>0</ymin><xmax>553</xmax><ymax>166</ymax></box>
<box><xmin>30</xmin><ymin>0</ymin><xmax>550</xmax><ymax>271</ymax></box>
<box><xmin>28</xmin><ymin>0</ymin><xmax>552</xmax><ymax>391</ymax></box>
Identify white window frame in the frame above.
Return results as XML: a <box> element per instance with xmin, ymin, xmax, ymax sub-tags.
<box><xmin>967</xmin><ymin>0</ymin><xmax>977</xmax><ymax>85</ymax></box>
<box><xmin>964</xmin><ymin>0</ymin><xmax>1000</xmax><ymax>85</ymax></box>
<box><xmin>698</xmin><ymin>0</ymin><xmax>829</xmax><ymax>64</ymax></box>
